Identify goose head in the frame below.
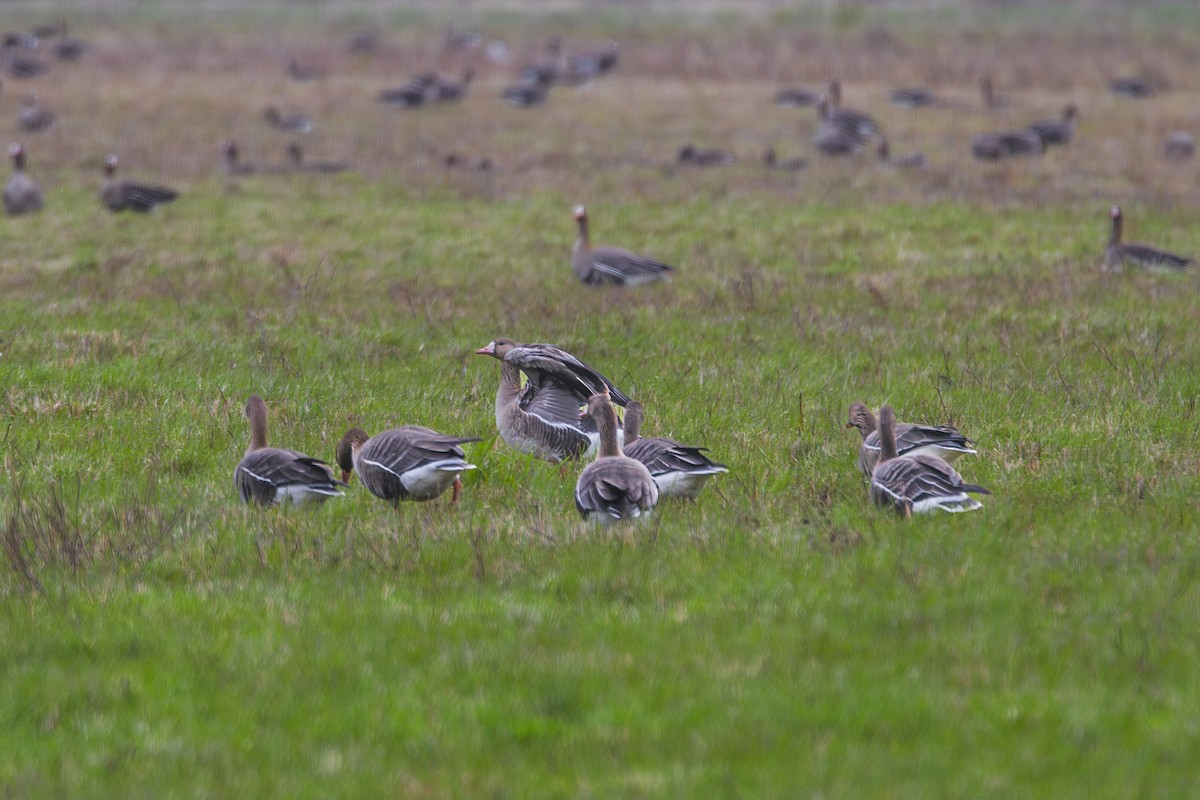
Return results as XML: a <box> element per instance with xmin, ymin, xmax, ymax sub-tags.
<box><xmin>335</xmin><ymin>427</ymin><xmax>370</xmax><ymax>483</ymax></box>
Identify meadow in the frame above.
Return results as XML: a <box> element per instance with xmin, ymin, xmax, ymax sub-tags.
<box><xmin>3</xmin><ymin>1</ymin><xmax>1200</xmax><ymax>796</ymax></box>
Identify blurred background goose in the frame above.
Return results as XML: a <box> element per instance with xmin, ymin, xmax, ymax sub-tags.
<box><xmin>575</xmin><ymin>392</ymin><xmax>657</xmax><ymax>523</ymax></box>
<box><xmin>335</xmin><ymin>426</ymin><xmax>480</xmax><ymax>505</ymax></box>
<box><xmin>234</xmin><ymin>395</ymin><xmax>345</xmax><ymax>506</ymax></box>
<box><xmin>763</xmin><ymin>146</ymin><xmax>807</xmax><ymax>171</ymax></box>
<box><xmin>100</xmin><ymin>154</ymin><xmax>178</xmax><ymax>213</ymax></box>
<box><xmin>1026</xmin><ymin>104</ymin><xmax>1077</xmax><ymax>148</ymax></box>
<box><xmin>17</xmin><ymin>94</ymin><xmax>54</xmax><ymax>132</ymax></box>
<box><xmin>4</xmin><ymin>143</ymin><xmax>42</xmax><ymax>216</ymax></box>
<box><xmin>1163</xmin><ymin>131</ymin><xmax>1194</xmax><ymax>161</ymax></box>
<box><xmin>285</xmin><ymin>142</ymin><xmax>350</xmax><ymax>173</ymax></box>
<box><xmin>1109</xmin><ymin>77</ymin><xmax>1156</xmax><ymax>99</ymax></box>
<box><xmin>677</xmin><ymin>144</ymin><xmax>736</xmax><ymax>166</ymax></box>
<box><xmin>877</xmin><ymin>137</ymin><xmax>927</xmax><ymax>168</ymax></box>
<box><xmin>262</xmin><ymin>105</ymin><xmax>313</xmax><ymax>134</ymax></box>
<box><xmin>774</xmin><ymin>86</ymin><xmax>820</xmax><ymax>108</ymax></box>
<box><xmin>572</xmin><ymin>205</ymin><xmax>675</xmax><ymax>287</ymax></box>
<box><xmin>1105</xmin><ymin>205</ymin><xmax>1193</xmax><ymax>272</ymax></box>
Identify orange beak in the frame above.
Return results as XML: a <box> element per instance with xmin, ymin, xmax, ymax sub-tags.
<box><xmin>341</xmin><ymin>470</ymin><xmax>353</xmax><ymax>484</ymax></box>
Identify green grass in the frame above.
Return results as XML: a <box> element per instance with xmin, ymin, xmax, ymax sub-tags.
<box><xmin>4</xmin><ymin>6</ymin><xmax>1200</xmax><ymax>797</ymax></box>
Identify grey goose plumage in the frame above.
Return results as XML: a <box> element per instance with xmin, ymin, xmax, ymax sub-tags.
<box><xmin>1163</xmin><ymin>131</ymin><xmax>1194</xmax><ymax>162</ymax></box>
<box><xmin>1105</xmin><ymin>205</ymin><xmax>1193</xmax><ymax>273</ymax></box>
<box><xmin>868</xmin><ymin>405</ymin><xmax>989</xmax><ymax>517</ymax></box>
<box><xmin>575</xmin><ymin>392</ymin><xmax>658</xmax><ymax>523</ymax></box>
<box><xmin>618</xmin><ymin>402</ymin><xmax>727</xmax><ymax>500</ymax></box>
<box><xmin>572</xmin><ymin>205</ymin><xmax>674</xmax><ymax>287</ymax></box>
<box><xmin>1026</xmin><ymin>104</ymin><xmax>1077</xmax><ymax>148</ymax></box>
<box><xmin>774</xmin><ymin>86</ymin><xmax>820</xmax><ymax>108</ymax></box>
<box><xmin>877</xmin><ymin>138</ymin><xmax>927</xmax><ymax>169</ymax></box>
<box><xmin>678</xmin><ymin>144</ymin><xmax>736</xmax><ymax>166</ymax></box>
<box><xmin>335</xmin><ymin>426</ymin><xmax>479</xmax><ymax>505</ymax></box>
<box><xmin>476</xmin><ymin>338</ymin><xmax>629</xmax><ymax>463</ymax></box>
<box><xmin>1109</xmin><ymin>77</ymin><xmax>1155</xmax><ymax>99</ymax></box>
<box><xmin>847</xmin><ymin>401</ymin><xmax>976</xmax><ymax>478</ymax></box>
<box><xmin>824</xmin><ymin>80</ymin><xmax>882</xmax><ymax>137</ymax></box>
<box><xmin>100</xmin><ymin>154</ymin><xmax>178</xmax><ymax>213</ymax></box>
<box><xmin>285</xmin><ymin>142</ymin><xmax>350</xmax><ymax>174</ymax></box>
<box><xmin>18</xmin><ymin>94</ymin><xmax>54</xmax><ymax>132</ymax></box>
<box><xmin>234</xmin><ymin>395</ymin><xmax>346</xmax><ymax>506</ymax></box>
<box><xmin>763</xmin><ymin>147</ymin><xmax>807</xmax><ymax>171</ymax></box>
<box><xmin>889</xmin><ymin>87</ymin><xmax>944</xmax><ymax>108</ymax></box>
<box><xmin>4</xmin><ymin>143</ymin><xmax>42</xmax><ymax>216</ymax></box>
<box><xmin>813</xmin><ymin>95</ymin><xmax>876</xmax><ymax>156</ymax></box>
<box><xmin>262</xmin><ymin>105</ymin><xmax>313</xmax><ymax>134</ymax></box>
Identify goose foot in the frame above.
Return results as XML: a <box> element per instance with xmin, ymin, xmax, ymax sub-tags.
<box><xmin>451</xmin><ymin>477</ymin><xmax>463</xmax><ymax>505</ymax></box>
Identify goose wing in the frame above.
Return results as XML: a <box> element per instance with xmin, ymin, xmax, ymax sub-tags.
<box><xmin>235</xmin><ymin>447</ymin><xmax>343</xmax><ymax>505</ymax></box>
<box><xmin>505</xmin><ymin>343</ymin><xmax>631</xmax><ymax>407</ymax></box>
<box><xmin>1120</xmin><ymin>243</ymin><xmax>1193</xmax><ymax>272</ymax></box>
<box><xmin>575</xmin><ymin>459</ymin><xmax>658</xmax><ymax>520</ymax></box>
<box><xmin>585</xmin><ymin>245</ymin><xmax>674</xmax><ymax>286</ymax></box>
<box><xmin>624</xmin><ymin>436</ymin><xmax>727</xmax><ymax>477</ymax></box>
<box><xmin>870</xmin><ymin>455</ymin><xmax>988</xmax><ymax>514</ymax></box>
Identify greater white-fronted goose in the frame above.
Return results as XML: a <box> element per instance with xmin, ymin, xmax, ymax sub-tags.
<box><xmin>378</xmin><ymin>73</ymin><xmax>438</xmax><ymax>108</ymax></box>
<box><xmin>517</xmin><ymin>36</ymin><xmax>564</xmax><ymax>88</ymax></box>
<box><xmin>286</xmin><ymin>57</ymin><xmax>326</xmax><ymax>81</ymax></box>
<box><xmin>1109</xmin><ymin>77</ymin><xmax>1155</xmax><ymax>99</ymax></box>
<box><xmin>262</xmin><ymin>105</ymin><xmax>313</xmax><ymax>134</ymax></box>
<box><xmin>847</xmin><ymin>401</ymin><xmax>975</xmax><ymax>478</ymax></box>
<box><xmin>346</xmin><ymin>28</ymin><xmax>379</xmax><ymax>54</ymax></box>
<box><xmin>444</xmin><ymin>26</ymin><xmax>483</xmax><ymax>51</ymax></box>
<box><xmin>889</xmin><ymin>87</ymin><xmax>944</xmax><ymax>108</ymax></box>
<box><xmin>52</xmin><ymin>21</ymin><xmax>85</xmax><ymax>61</ymax></box>
<box><xmin>677</xmin><ymin>144</ymin><xmax>736</xmax><ymax>166</ymax></box>
<box><xmin>434</xmin><ymin>68</ymin><xmax>474</xmax><ymax>102</ymax></box>
<box><xmin>100</xmin><ymin>155</ymin><xmax>178</xmax><ymax>213</ymax></box>
<box><xmin>877</xmin><ymin>138</ymin><xmax>927</xmax><ymax>168</ymax></box>
<box><xmin>1027</xmin><ymin>104</ymin><xmax>1077</xmax><ymax>147</ymax></box>
<box><xmin>972</xmin><ymin>130</ymin><xmax>1043</xmax><ymax>161</ymax></box>
<box><xmin>234</xmin><ymin>395</ymin><xmax>346</xmax><ymax>506</ymax></box>
<box><xmin>824</xmin><ymin>80</ymin><xmax>882</xmax><ymax>137</ymax></box>
<box><xmin>814</xmin><ymin>96</ymin><xmax>874</xmax><ymax>156</ymax></box>
<box><xmin>285</xmin><ymin>142</ymin><xmax>350</xmax><ymax>174</ymax></box>
<box><xmin>618</xmin><ymin>401</ymin><xmax>727</xmax><ymax>500</ymax></box>
<box><xmin>575</xmin><ymin>391</ymin><xmax>657</xmax><ymax>523</ymax></box>
<box><xmin>4</xmin><ymin>143</ymin><xmax>42</xmax><ymax>216</ymax></box>
<box><xmin>774</xmin><ymin>86</ymin><xmax>820</xmax><ymax>108</ymax></box>
<box><xmin>501</xmin><ymin>83</ymin><xmax>547</xmax><ymax>107</ymax></box>
<box><xmin>221</xmin><ymin>140</ymin><xmax>260</xmax><ymax>176</ymax></box>
<box><xmin>1164</xmin><ymin>131</ymin><xmax>1194</xmax><ymax>161</ymax></box>
<box><xmin>443</xmin><ymin>152</ymin><xmax>493</xmax><ymax>172</ymax></box>
<box><xmin>476</xmin><ymin>338</ymin><xmax>630</xmax><ymax>463</ymax></box>
<box><xmin>1105</xmin><ymin>205</ymin><xmax>1193</xmax><ymax>273</ymax></box>
<box><xmin>869</xmin><ymin>406</ymin><xmax>989</xmax><ymax>517</ymax></box>
<box><xmin>18</xmin><ymin>94</ymin><xmax>54</xmax><ymax>132</ymax></box>
<box><xmin>4</xmin><ymin>50</ymin><xmax>48</xmax><ymax>79</ymax></box>
<box><xmin>567</xmin><ymin>39</ymin><xmax>619</xmax><ymax>79</ymax></box>
<box><xmin>572</xmin><ymin>205</ymin><xmax>675</xmax><ymax>287</ymax></box>
<box><xmin>335</xmin><ymin>426</ymin><xmax>480</xmax><ymax>505</ymax></box>
<box><xmin>763</xmin><ymin>147</ymin><xmax>807</xmax><ymax>171</ymax></box>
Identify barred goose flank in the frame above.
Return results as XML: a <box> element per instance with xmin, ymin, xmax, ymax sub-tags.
<box><xmin>847</xmin><ymin>401</ymin><xmax>976</xmax><ymax>478</ymax></box>
<box><xmin>575</xmin><ymin>391</ymin><xmax>657</xmax><ymax>523</ymax></box>
<box><xmin>100</xmin><ymin>155</ymin><xmax>178</xmax><ymax>213</ymax></box>
<box><xmin>1027</xmin><ymin>104</ymin><xmax>1077</xmax><ymax>147</ymax></box>
<box><xmin>1105</xmin><ymin>205</ymin><xmax>1193</xmax><ymax>273</ymax></box>
<box><xmin>572</xmin><ymin>205</ymin><xmax>674</xmax><ymax>287</ymax></box>
<box><xmin>869</xmin><ymin>405</ymin><xmax>989</xmax><ymax>517</ymax></box>
<box><xmin>476</xmin><ymin>338</ymin><xmax>630</xmax><ymax>463</ymax></box>
<box><xmin>234</xmin><ymin>395</ymin><xmax>346</xmax><ymax>506</ymax></box>
<box><xmin>877</xmin><ymin>137</ymin><xmax>927</xmax><ymax>169</ymax></box>
<box><xmin>678</xmin><ymin>144</ymin><xmax>736</xmax><ymax>166</ymax></box>
<box><xmin>335</xmin><ymin>426</ymin><xmax>479</xmax><ymax>505</ymax></box>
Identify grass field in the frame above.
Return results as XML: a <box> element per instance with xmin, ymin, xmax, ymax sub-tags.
<box><xmin>3</xmin><ymin>2</ymin><xmax>1200</xmax><ymax>797</ymax></box>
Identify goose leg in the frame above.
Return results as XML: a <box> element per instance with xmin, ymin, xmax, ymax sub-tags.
<box><xmin>451</xmin><ymin>477</ymin><xmax>463</xmax><ymax>505</ymax></box>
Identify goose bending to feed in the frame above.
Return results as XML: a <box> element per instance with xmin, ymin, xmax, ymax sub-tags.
<box><xmin>1164</xmin><ymin>131</ymin><xmax>1194</xmax><ymax>162</ymax></box>
<box><xmin>575</xmin><ymin>391</ymin><xmax>657</xmax><ymax>523</ymax></box>
<box><xmin>336</xmin><ymin>426</ymin><xmax>480</xmax><ymax>505</ymax></box>
<box><xmin>847</xmin><ymin>401</ymin><xmax>975</xmax><ymax>478</ymax></box>
<box><xmin>1105</xmin><ymin>205</ymin><xmax>1192</xmax><ymax>273</ymax></box>
<box><xmin>4</xmin><ymin>143</ymin><xmax>42</xmax><ymax>215</ymax></box>
<box><xmin>235</xmin><ymin>395</ymin><xmax>346</xmax><ymax>506</ymax></box>
<box><xmin>17</xmin><ymin>94</ymin><xmax>54</xmax><ymax>132</ymax></box>
<box><xmin>617</xmin><ymin>402</ymin><xmax>727</xmax><ymax>500</ymax></box>
<box><xmin>221</xmin><ymin>140</ymin><xmax>261</xmax><ymax>176</ymax></box>
<box><xmin>1109</xmin><ymin>77</ymin><xmax>1155</xmax><ymax>99</ymax></box>
<box><xmin>501</xmin><ymin>83</ymin><xmax>547</xmax><ymax>107</ymax></box>
<box><xmin>678</xmin><ymin>144</ymin><xmax>736</xmax><ymax>166</ymax></box>
<box><xmin>100</xmin><ymin>155</ymin><xmax>178</xmax><ymax>213</ymax></box>
<box><xmin>566</xmin><ymin>40</ymin><xmax>619</xmax><ymax>80</ymax></box>
<box><xmin>1026</xmin><ymin>104</ymin><xmax>1077</xmax><ymax>147</ymax></box>
<box><xmin>572</xmin><ymin>205</ymin><xmax>674</xmax><ymax>287</ymax></box>
<box><xmin>869</xmin><ymin>406</ymin><xmax>989</xmax><ymax>517</ymax></box>
<box><xmin>262</xmin><ymin>106</ymin><xmax>313</xmax><ymax>134</ymax></box>
<box><xmin>476</xmin><ymin>338</ymin><xmax>630</xmax><ymax>463</ymax></box>
<box><xmin>285</xmin><ymin>142</ymin><xmax>350</xmax><ymax>174</ymax></box>
<box><xmin>764</xmin><ymin>147</ymin><xmax>807</xmax><ymax>171</ymax></box>
<box><xmin>889</xmin><ymin>87</ymin><xmax>944</xmax><ymax>108</ymax></box>
<box><xmin>877</xmin><ymin>138</ymin><xmax>927</xmax><ymax>168</ymax></box>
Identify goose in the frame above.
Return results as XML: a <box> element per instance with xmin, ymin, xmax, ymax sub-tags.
<box><xmin>433</xmin><ymin>68</ymin><xmax>474</xmax><ymax>102</ymax></box>
<box><xmin>877</xmin><ymin>137</ymin><xmax>927</xmax><ymax>168</ymax></box>
<box><xmin>234</xmin><ymin>395</ymin><xmax>346</xmax><ymax>506</ymax></box>
<box><xmin>443</xmin><ymin>152</ymin><xmax>493</xmax><ymax>172</ymax></box>
<box><xmin>972</xmin><ymin>131</ymin><xmax>1043</xmax><ymax>161</ymax></box>
<box><xmin>869</xmin><ymin>405</ymin><xmax>989</xmax><ymax>517</ymax></box>
<box><xmin>846</xmin><ymin>401</ymin><xmax>976</xmax><ymax>478</ymax></box>
<box><xmin>35</xmin><ymin>19</ymin><xmax>85</xmax><ymax>61</ymax></box>
<box><xmin>774</xmin><ymin>86</ymin><xmax>820</xmax><ymax>108</ymax></box>
<box><xmin>285</xmin><ymin>142</ymin><xmax>350</xmax><ymax>174</ymax></box>
<box><xmin>824</xmin><ymin>80</ymin><xmax>882</xmax><ymax>137</ymax></box>
<box><xmin>17</xmin><ymin>94</ymin><xmax>54</xmax><ymax>132</ymax></box>
<box><xmin>575</xmin><ymin>391</ymin><xmax>658</xmax><ymax>523</ymax></box>
<box><xmin>501</xmin><ymin>83</ymin><xmax>547</xmax><ymax>107</ymax></box>
<box><xmin>677</xmin><ymin>144</ymin><xmax>736</xmax><ymax>166</ymax></box>
<box><xmin>378</xmin><ymin>73</ymin><xmax>438</xmax><ymax>108</ymax></box>
<box><xmin>889</xmin><ymin>87</ymin><xmax>944</xmax><ymax>108</ymax></box>
<box><xmin>335</xmin><ymin>426</ymin><xmax>480</xmax><ymax>505</ymax></box>
<box><xmin>475</xmin><ymin>338</ymin><xmax>630</xmax><ymax>463</ymax></box>
<box><xmin>286</xmin><ymin>57</ymin><xmax>326</xmax><ymax>81</ymax></box>
<box><xmin>346</xmin><ymin>28</ymin><xmax>379</xmax><ymax>54</ymax></box>
<box><xmin>572</xmin><ymin>205</ymin><xmax>674</xmax><ymax>287</ymax></box>
<box><xmin>1163</xmin><ymin>131</ymin><xmax>1194</xmax><ymax>161</ymax></box>
<box><xmin>1109</xmin><ymin>77</ymin><xmax>1155</xmax><ymax>99</ymax></box>
<box><xmin>1026</xmin><ymin>104</ymin><xmax>1077</xmax><ymax>147</ymax></box>
<box><xmin>4</xmin><ymin>50</ymin><xmax>48</xmax><ymax>79</ymax></box>
<box><xmin>1105</xmin><ymin>205</ymin><xmax>1192</xmax><ymax>273</ymax></box>
<box><xmin>980</xmin><ymin>75</ymin><xmax>1008</xmax><ymax>109</ymax></box>
<box><xmin>221</xmin><ymin>140</ymin><xmax>260</xmax><ymax>176</ymax></box>
<box><xmin>4</xmin><ymin>143</ymin><xmax>43</xmax><ymax>215</ymax></box>
<box><xmin>567</xmin><ymin>39</ymin><xmax>619</xmax><ymax>79</ymax></box>
<box><xmin>262</xmin><ymin>106</ymin><xmax>313</xmax><ymax>134</ymax></box>
<box><xmin>814</xmin><ymin>96</ymin><xmax>874</xmax><ymax>156</ymax></box>
<box><xmin>517</xmin><ymin>36</ymin><xmax>564</xmax><ymax>88</ymax></box>
<box><xmin>100</xmin><ymin>154</ymin><xmax>178</xmax><ymax>213</ymax></box>
<box><xmin>617</xmin><ymin>401</ymin><xmax>727</xmax><ymax>500</ymax></box>
<box><xmin>763</xmin><ymin>147</ymin><xmax>807</xmax><ymax>171</ymax></box>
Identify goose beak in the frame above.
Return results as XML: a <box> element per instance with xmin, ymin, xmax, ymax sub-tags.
<box><xmin>475</xmin><ymin>341</ymin><xmax>496</xmax><ymax>356</ymax></box>
<box><xmin>341</xmin><ymin>470</ymin><xmax>353</xmax><ymax>484</ymax></box>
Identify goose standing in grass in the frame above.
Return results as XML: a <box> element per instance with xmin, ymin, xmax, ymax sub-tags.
<box><xmin>824</xmin><ymin>80</ymin><xmax>882</xmax><ymax>137</ymax></box>
<box><xmin>677</xmin><ymin>144</ymin><xmax>736</xmax><ymax>166</ymax></box>
<box><xmin>235</xmin><ymin>395</ymin><xmax>346</xmax><ymax>506</ymax></box>
<box><xmin>869</xmin><ymin>405</ymin><xmax>989</xmax><ymax>517</ymax></box>
<box><xmin>99</xmin><ymin>154</ymin><xmax>178</xmax><ymax>213</ymax></box>
<box><xmin>1027</xmin><ymin>104</ymin><xmax>1078</xmax><ymax>148</ymax></box>
<box><xmin>877</xmin><ymin>138</ymin><xmax>927</xmax><ymax>169</ymax></box>
<box><xmin>1163</xmin><ymin>131</ymin><xmax>1194</xmax><ymax>161</ymax></box>
<box><xmin>378</xmin><ymin>73</ymin><xmax>438</xmax><ymax>108</ymax></box>
<box><xmin>1105</xmin><ymin>205</ymin><xmax>1193</xmax><ymax>272</ymax></box>
<box><xmin>335</xmin><ymin>426</ymin><xmax>480</xmax><ymax>506</ymax></box>
<box><xmin>221</xmin><ymin>140</ymin><xmax>260</xmax><ymax>176</ymax></box>
<box><xmin>433</xmin><ymin>68</ymin><xmax>474</xmax><ymax>102</ymax></box>
<box><xmin>846</xmin><ymin>402</ymin><xmax>976</xmax><ymax>478</ymax></box>
<box><xmin>572</xmin><ymin>205</ymin><xmax>674</xmax><ymax>287</ymax></box>
<box><xmin>476</xmin><ymin>338</ymin><xmax>630</xmax><ymax>463</ymax></box>
<box><xmin>4</xmin><ymin>143</ymin><xmax>42</xmax><ymax>216</ymax></box>
<box><xmin>575</xmin><ymin>391</ymin><xmax>657</xmax><ymax>523</ymax></box>
<box><xmin>889</xmin><ymin>87</ymin><xmax>944</xmax><ymax>108</ymax></box>
<box><xmin>566</xmin><ymin>39</ymin><xmax>619</xmax><ymax>81</ymax></box>
<box><xmin>501</xmin><ymin>83</ymin><xmax>547</xmax><ymax>107</ymax></box>
<box><xmin>616</xmin><ymin>401</ymin><xmax>727</xmax><ymax>500</ymax></box>
<box><xmin>813</xmin><ymin>96</ymin><xmax>875</xmax><ymax>156</ymax></box>
<box><xmin>17</xmin><ymin>94</ymin><xmax>54</xmax><ymax>132</ymax></box>
<box><xmin>262</xmin><ymin>105</ymin><xmax>313</xmax><ymax>134</ymax></box>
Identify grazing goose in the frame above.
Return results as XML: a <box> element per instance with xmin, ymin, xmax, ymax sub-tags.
<box><xmin>763</xmin><ymin>147</ymin><xmax>807</xmax><ymax>171</ymax></box>
<box><xmin>378</xmin><ymin>73</ymin><xmax>438</xmax><ymax>108</ymax></box>
<box><xmin>476</xmin><ymin>338</ymin><xmax>630</xmax><ymax>463</ymax></box>
<box><xmin>286</xmin><ymin>57</ymin><xmax>326</xmax><ymax>81</ymax></box>
<box><xmin>234</xmin><ymin>395</ymin><xmax>346</xmax><ymax>506</ymax></box>
<box><xmin>1027</xmin><ymin>104</ymin><xmax>1077</xmax><ymax>147</ymax></box>
<box><xmin>824</xmin><ymin>80</ymin><xmax>882</xmax><ymax>137</ymax></box>
<box><xmin>221</xmin><ymin>140</ymin><xmax>260</xmax><ymax>176</ymax></box>
<box><xmin>262</xmin><ymin>106</ymin><xmax>313</xmax><ymax>134</ymax></box>
<box><xmin>677</xmin><ymin>144</ymin><xmax>736</xmax><ymax>166</ymax></box>
<box><xmin>501</xmin><ymin>83</ymin><xmax>547</xmax><ymax>107</ymax></box>
<box><xmin>100</xmin><ymin>155</ymin><xmax>178</xmax><ymax>213</ymax></box>
<box><xmin>1163</xmin><ymin>131</ymin><xmax>1194</xmax><ymax>161</ymax></box>
<box><xmin>51</xmin><ymin>21</ymin><xmax>85</xmax><ymax>61</ymax></box>
<box><xmin>335</xmin><ymin>426</ymin><xmax>480</xmax><ymax>505</ymax></box>
<box><xmin>1105</xmin><ymin>205</ymin><xmax>1192</xmax><ymax>273</ymax></box>
<box><xmin>618</xmin><ymin>402</ymin><xmax>728</xmax><ymax>500</ymax></box>
<box><xmin>1109</xmin><ymin>77</ymin><xmax>1155</xmax><ymax>99</ymax></box>
<box><xmin>889</xmin><ymin>87</ymin><xmax>944</xmax><ymax>108</ymax></box>
<box><xmin>17</xmin><ymin>94</ymin><xmax>54</xmax><ymax>132</ymax></box>
<box><xmin>572</xmin><ymin>205</ymin><xmax>674</xmax><ymax>287</ymax></box>
<box><xmin>846</xmin><ymin>401</ymin><xmax>976</xmax><ymax>478</ymax></box>
<box><xmin>434</xmin><ymin>68</ymin><xmax>474</xmax><ymax>102</ymax></box>
<box><xmin>869</xmin><ymin>406</ymin><xmax>989</xmax><ymax>517</ymax></box>
<box><xmin>443</xmin><ymin>152</ymin><xmax>493</xmax><ymax>172</ymax></box>
<box><xmin>4</xmin><ymin>143</ymin><xmax>43</xmax><ymax>216</ymax></box>
<box><xmin>567</xmin><ymin>39</ymin><xmax>619</xmax><ymax>80</ymax></box>
<box><xmin>285</xmin><ymin>142</ymin><xmax>350</xmax><ymax>174</ymax></box>
<box><xmin>877</xmin><ymin>138</ymin><xmax>927</xmax><ymax>168</ymax></box>
<box><xmin>774</xmin><ymin>86</ymin><xmax>820</xmax><ymax>108</ymax></box>
<box><xmin>972</xmin><ymin>131</ymin><xmax>1043</xmax><ymax>161</ymax></box>
<box><xmin>575</xmin><ymin>391</ymin><xmax>658</xmax><ymax>523</ymax></box>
